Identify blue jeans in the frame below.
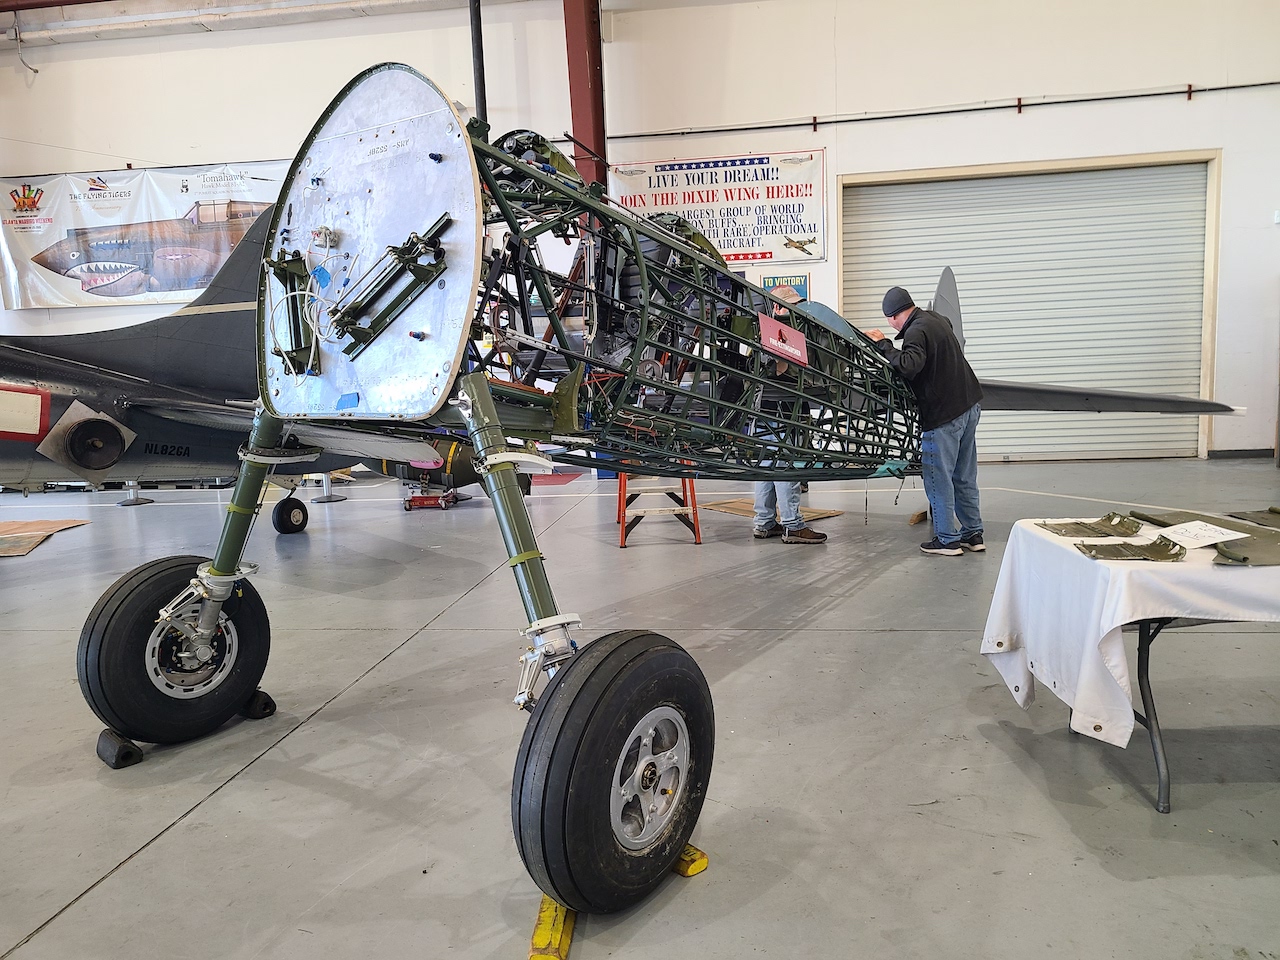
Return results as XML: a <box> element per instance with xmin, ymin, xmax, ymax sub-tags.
<box><xmin>921</xmin><ymin>403</ymin><xmax>982</xmax><ymax>545</ymax></box>
<box><xmin>754</xmin><ymin>481</ymin><xmax>805</xmax><ymax>531</ymax></box>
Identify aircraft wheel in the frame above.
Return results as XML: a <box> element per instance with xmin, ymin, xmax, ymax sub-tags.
<box><xmin>512</xmin><ymin>630</ymin><xmax>714</xmax><ymax>913</ymax></box>
<box><xmin>272</xmin><ymin>497</ymin><xmax>308</xmax><ymax>534</ymax></box>
<box><xmin>77</xmin><ymin>556</ymin><xmax>271</xmax><ymax>744</ymax></box>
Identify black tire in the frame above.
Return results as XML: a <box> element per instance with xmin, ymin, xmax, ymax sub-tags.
<box><xmin>77</xmin><ymin>556</ymin><xmax>271</xmax><ymax>744</ymax></box>
<box><xmin>272</xmin><ymin>497</ymin><xmax>308</xmax><ymax>534</ymax></box>
<box><xmin>512</xmin><ymin>630</ymin><xmax>714</xmax><ymax>913</ymax></box>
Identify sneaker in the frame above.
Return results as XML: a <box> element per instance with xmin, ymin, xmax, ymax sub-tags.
<box><xmin>753</xmin><ymin>524</ymin><xmax>784</xmax><ymax>539</ymax></box>
<box><xmin>783</xmin><ymin>527</ymin><xmax>827</xmax><ymax>544</ymax></box>
<box><xmin>959</xmin><ymin>532</ymin><xmax>986</xmax><ymax>552</ymax></box>
<box><xmin>920</xmin><ymin>537</ymin><xmax>963</xmax><ymax>556</ymax></box>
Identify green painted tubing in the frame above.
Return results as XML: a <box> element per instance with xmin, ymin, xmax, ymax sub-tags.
<box><xmin>210</xmin><ymin>410</ymin><xmax>284</xmax><ymax>577</ymax></box>
<box><xmin>458</xmin><ymin>372</ymin><xmax>561</xmax><ymax>623</ymax></box>
<box><xmin>473</xmin><ymin>159</ymin><xmax>578</xmax><ymax>367</ymax></box>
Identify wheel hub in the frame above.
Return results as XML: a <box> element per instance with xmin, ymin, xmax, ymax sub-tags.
<box><xmin>145</xmin><ymin>600</ymin><xmax>239</xmax><ymax>699</ymax></box>
<box><xmin>639</xmin><ymin>762</ymin><xmax>658</xmax><ymax>791</ymax></box>
<box><xmin>610</xmin><ymin>705</ymin><xmax>689</xmax><ymax>850</ymax></box>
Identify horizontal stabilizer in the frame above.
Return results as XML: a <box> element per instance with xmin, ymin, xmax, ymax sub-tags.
<box><xmin>978</xmin><ymin>379</ymin><xmax>1236</xmax><ymax>415</ymax></box>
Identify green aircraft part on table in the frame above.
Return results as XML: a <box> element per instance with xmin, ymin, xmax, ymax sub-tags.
<box><xmin>1039</xmin><ymin>512</ymin><xmax>1143</xmax><ymax>538</ymax></box>
<box><xmin>1130</xmin><ymin>510</ymin><xmax>1280</xmax><ymax>566</ymax></box>
<box><xmin>1074</xmin><ymin>536</ymin><xmax>1187</xmax><ymax>562</ymax></box>
<box><xmin>1228</xmin><ymin>506</ymin><xmax>1280</xmax><ymax>530</ymax></box>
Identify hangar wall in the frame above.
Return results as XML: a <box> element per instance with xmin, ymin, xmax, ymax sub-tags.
<box><xmin>0</xmin><ymin>0</ymin><xmax>1276</xmax><ymax>450</ymax></box>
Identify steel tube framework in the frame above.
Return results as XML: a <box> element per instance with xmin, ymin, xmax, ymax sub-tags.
<box><xmin>462</xmin><ymin>129</ymin><xmax>922</xmax><ymax>481</ymax></box>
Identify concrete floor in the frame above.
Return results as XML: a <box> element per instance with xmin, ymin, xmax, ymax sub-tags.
<box><xmin>1</xmin><ymin>459</ymin><xmax>1277</xmax><ymax>960</ymax></box>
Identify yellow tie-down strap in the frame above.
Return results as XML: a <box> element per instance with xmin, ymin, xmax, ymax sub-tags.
<box><xmin>508</xmin><ymin>549</ymin><xmax>544</xmax><ymax>568</ymax></box>
<box><xmin>225</xmin><ymin>503</ymin><xmax>255</xmax><ymax>517</ymax></box>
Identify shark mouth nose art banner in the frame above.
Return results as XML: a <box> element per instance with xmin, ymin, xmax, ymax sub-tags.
<box><xmin>609</xmin><ymin>149</ymin><xmax>825</xmax><ymax>264</ymax></box>
<box><xmin>0</xmin><ymin>162</ymin><xmax>287</xmax><ymax>309</ymax></box>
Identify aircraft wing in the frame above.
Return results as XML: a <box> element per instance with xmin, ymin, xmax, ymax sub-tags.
<box><xmin>131</xmin><ymin>399</ymin><xmax>455</xmax><ymax>462</ymax></box>
<box><xmin>288</xmin><ymin>422</ymin><xmax>452</xmax><ymax>462</ymax></box>
<box><xmin>127</xmin><ymin>398</ymin><xmax>257</xmax><ymax>433</ymax></box>
<box><xmin>978</xmin><ymin>379</ymin><xmax>1238</xmax><ymax>415</ymax></box>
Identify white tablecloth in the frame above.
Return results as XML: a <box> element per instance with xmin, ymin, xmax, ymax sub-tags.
<box><xmin>981</xmin><ymin>519</ymin><xmax>1280</xmax><ymax>747</ymax></box>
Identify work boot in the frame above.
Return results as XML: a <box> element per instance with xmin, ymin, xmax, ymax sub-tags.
<box><xmin>783</xmin><ymin>527</ymin><xmax>827</xmax><ymax>544</ymax></box>
<box><xmin>753</xmin><ymin>524</ymin><xmax>784</xmax><ymax>539</ymax></box>
<box><xmin>959</xmin><ymin>532</ymin><xmax>986</xmax><ymax>552</ymax></box>
<box><xmin>920</xmin><ymin>537</ymin><xmax>963</xmax><ymax>556</ymax></box>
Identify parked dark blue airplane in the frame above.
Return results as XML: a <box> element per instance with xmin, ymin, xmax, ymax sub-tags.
<box><xmin>0</xmin><ymin>208</ymin><xmax>480</xmax><ymax>530</ymax></box>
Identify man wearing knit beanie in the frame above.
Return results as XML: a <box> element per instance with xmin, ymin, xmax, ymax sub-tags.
<box><xmin>868</xmin><ymin>285</ymin><xmax>985</xmax><ymax>556</ymax></box>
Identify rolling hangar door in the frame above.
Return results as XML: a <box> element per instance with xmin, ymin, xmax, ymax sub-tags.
<box><xmin>840</xmin><ymin>160</ymin><xmax>1212</xmax><ymax>460</ymax></box>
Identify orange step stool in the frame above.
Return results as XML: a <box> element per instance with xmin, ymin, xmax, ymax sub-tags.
<box><xmin>616</xmin><ymin>469</ymin><xmax>702</xmax><ymax>548</ymax></box>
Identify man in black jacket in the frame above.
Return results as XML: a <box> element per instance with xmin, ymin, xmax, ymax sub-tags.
<box><xmin>868</xmin><ymin>286</ymin><xmax>984</xmax><ymax>556</ymax></box>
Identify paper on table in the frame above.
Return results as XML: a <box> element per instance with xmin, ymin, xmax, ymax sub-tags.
<box><xmin>1157</xmin><ymin>520</ymin><xmax>1251</xmax><ymax>549</ymax></box>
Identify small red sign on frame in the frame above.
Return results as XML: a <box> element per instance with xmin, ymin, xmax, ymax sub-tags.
<box><xmin>758</xmin><ymin>313</ymin><xmax>808</xmax><ymax>367</ymax></box>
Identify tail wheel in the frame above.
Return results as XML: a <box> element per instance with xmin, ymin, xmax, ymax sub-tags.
<box><xmin>77</xmin><ymin>556</ymin><xmax>271</xmax><ymax>744</ymax></box>
<box><xmin>512</xmin><ymin>630</ymin><xmax>714</xmax><ymax>913</ymax></box>
<box><xmin>272</xmin><ymin>497</ymin><xmax>308</xmax><ymax>534</ymax></box>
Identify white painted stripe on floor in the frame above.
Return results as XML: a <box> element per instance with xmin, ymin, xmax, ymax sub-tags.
<box><xmin>0</xmin><ymin>482</ymin><xmax>1186</xmax><ymax>514</ymax></box>
<box><xmin>982</xmin><ymin>486</ymin><xmax>1186</xmax><ymax>513</ymax></box>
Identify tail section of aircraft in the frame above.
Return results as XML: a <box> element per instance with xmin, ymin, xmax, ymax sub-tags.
<box><xmin>928</xmin><ymin>265</ymin><xmax>964</xmax><ymax>351</ymax></box>
<box><xmin>0</xmin><ymin>208</ymin><xmax>275</xmax><ymax>491</ymax></box>
<box><xmin>922</xmin><ymin>266</ymin><xmax>1230</xmax><ymax>416</ymax></box>
<box><xmin>0</xmin><ymin>205</ymin><xmax>272</xmax><ymax>399</ymax></box>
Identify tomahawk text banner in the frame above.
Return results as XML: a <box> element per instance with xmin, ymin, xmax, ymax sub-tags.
<box><xmin>610</xmin><ymin>150</ymin><xmax>825</xmax><ymax>265</ymax></box>
<box><xmin>1</xmin><ymin>162</ymin><xmax>287</xmax><ymax>310</ymax></box>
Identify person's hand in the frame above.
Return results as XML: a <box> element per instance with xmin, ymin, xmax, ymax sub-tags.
<box><xmin>867</xmin><ymin>328</ymin><xmax>886</xmax><ymax>342</ymax></box>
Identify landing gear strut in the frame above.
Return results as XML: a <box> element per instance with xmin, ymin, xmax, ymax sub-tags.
<box><xmin>457</xmin><ymin>373</ymin><xmax>715</xmax><ymax>913</ymax></box>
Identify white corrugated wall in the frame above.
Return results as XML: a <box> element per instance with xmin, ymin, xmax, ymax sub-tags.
<box><xmin>841</xmin><ymin>163</ymin><xmax>1208</xmax><ymax>459</ymax></box>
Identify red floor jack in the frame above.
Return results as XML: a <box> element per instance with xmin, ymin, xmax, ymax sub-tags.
<box><xmin>402</xmin><ymin>483</ymin><xmax>471</xmax><ymax>511</ymax></box>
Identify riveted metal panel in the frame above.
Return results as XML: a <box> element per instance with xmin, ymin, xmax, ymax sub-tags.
<box><xmin>259</xmin><ymin>63</ymin><xmax>482</xmax><ymax>423</ymax></box>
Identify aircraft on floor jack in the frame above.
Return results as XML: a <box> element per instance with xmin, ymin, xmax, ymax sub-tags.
<box><xmin>63</xmin><ymin>64</ymin><xmax>1234</xmax><ymax>917</ymax></box>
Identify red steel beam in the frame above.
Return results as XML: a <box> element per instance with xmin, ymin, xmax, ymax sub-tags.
<box><xmin>561</xmin><ymin>0</ymin><xmax>607</xmax><ymax>185</ymax></box>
